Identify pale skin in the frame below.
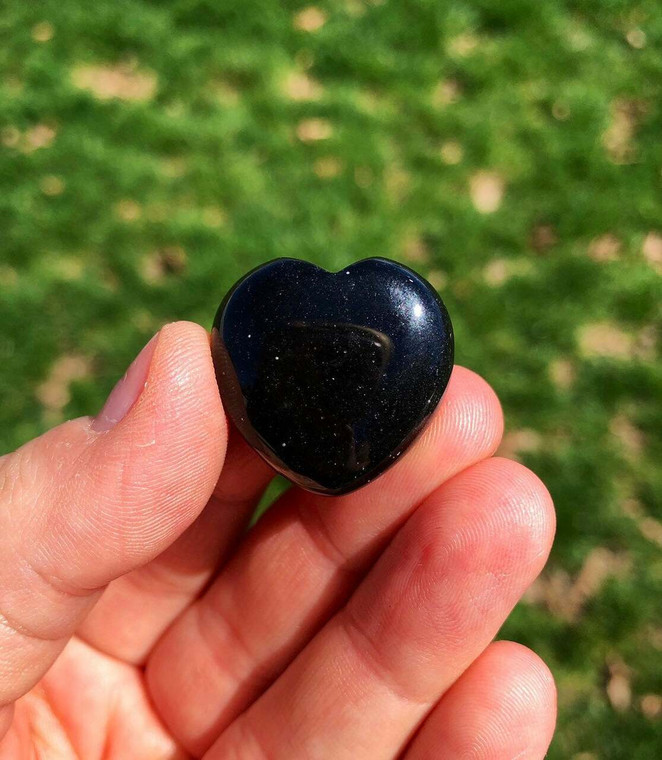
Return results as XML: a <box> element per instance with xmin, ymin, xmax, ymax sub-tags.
<box><xmin>0</xmin><ymin>321</ymin><xmax>557</xmax><ymax>759</ymax></box>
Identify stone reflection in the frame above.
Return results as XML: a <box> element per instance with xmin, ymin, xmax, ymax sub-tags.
<box><xmin>246</xmin><ymin>321</ymin><xmax>393</xmax><ymax>486</ymax></box>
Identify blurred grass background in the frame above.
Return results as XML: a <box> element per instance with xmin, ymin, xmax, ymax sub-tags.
<box><xmin>1</xmin><ymin>0</ymin><xmax>661</xmax><ymax>756</ymax></box>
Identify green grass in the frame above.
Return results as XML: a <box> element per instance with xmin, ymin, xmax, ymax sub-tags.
<box><xmin>1</xmin><ymin>1</ymin><xmax>661</xmax><ymax>756</ymax></box>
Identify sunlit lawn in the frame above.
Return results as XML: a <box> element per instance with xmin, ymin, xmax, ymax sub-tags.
<box><xmin>1</xmin><ymin>2</ymin><xmax>661</xmax><ymax>756</ymax></box>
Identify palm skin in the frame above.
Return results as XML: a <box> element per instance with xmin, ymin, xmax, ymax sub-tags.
<box><xmin>0</xmin><ymin>322</ymin><xmax>556</xmax><ymax>759</ymax></box>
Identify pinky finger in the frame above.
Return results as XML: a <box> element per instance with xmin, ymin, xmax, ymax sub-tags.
<box><xmin>404</xmin><ymin>641</ymin><xmax>557</xmax><ymax>760</ymax></box>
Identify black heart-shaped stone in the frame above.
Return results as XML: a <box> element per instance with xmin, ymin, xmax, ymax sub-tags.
<box><xmin>211</xmin><ymin>258</ymin><xmax>454</xmax><ymax>495</ymax></box>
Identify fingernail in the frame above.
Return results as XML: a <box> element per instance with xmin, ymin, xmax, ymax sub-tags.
<box><xmin>92</xmin><ymin>332</ymin><xmax>160</xmax><ymax>432</ymax></box>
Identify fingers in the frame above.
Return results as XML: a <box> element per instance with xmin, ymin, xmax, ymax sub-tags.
<box><xmin>76</xmin><ymin>426</ymin><xmax>273</xmax><ymax>663</ymax></box>
<box><xmin>404</xmin><ymin>641</ymin><xmax>557</xmax><ymax>760</ymax></box>
<box><xmin>0</xmin><ymin>322</ymin><xmax>225</xmax><ymax>719</ymax></box>
<box><xmin>147</xmin><ymin>367</ymin><xmax>503</xmax><ymax>754</ymax></box>
<box><xmin>206</xmin><ymin>458</ymin><xmax>555</xmax><ymax>759</ymax></box>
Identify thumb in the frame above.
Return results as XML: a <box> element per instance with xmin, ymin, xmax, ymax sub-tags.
<box><xmin>0</xmin><ymin>321</ymin><xmax>227</xmax><ymax>728</ymax></box>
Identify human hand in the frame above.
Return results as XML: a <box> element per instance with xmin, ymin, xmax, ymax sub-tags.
<box><xmin>0</xmin><ymin>321</ymin><xmax>556</xmax><ymax>759</ymax></box>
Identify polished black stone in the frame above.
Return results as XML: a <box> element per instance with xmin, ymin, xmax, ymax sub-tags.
<box><xmin>211</xmin><ymin>258</ymin><xmax>454</xmax><ymax>495</ymax></box>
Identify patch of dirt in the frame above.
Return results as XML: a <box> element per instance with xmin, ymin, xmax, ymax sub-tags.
<box><xmin>433</xmin><ymin>79</ymin><xmax>461</xmax><ymax>106</ymax></box>
<box><xmin>206</xmin><ymin>78</ymin><xmax>240</xmax><ymax>105</ymax></box>
<box><xmin>524</xmin><ymin>548</ymin><xmax>631</xmax><ymax>623</ymax></box>
<box><xmin>40</xmin><ymin>176</ymin><xmax>65</xmax><ymax>196</ymax></box>
<box><xmin>401</xmin><ymin>235</ymin><xmax>430</xmax><ymax>264</ymax></box>
<box><xmin>47</xmin><ymin>256</ymin><xmax>85</xmax><ymax>281</ymax></box>
<box><xmin>296</xmin><ymin>118</ymin><xmax>333</xmax><ymax>142</ymax></box>
<box><xmin>605</xmin><ymin>655</ymin><xmax>632</xmax><ymax>712</ymax></box>
<box><xmin>470</xmin><ymin>171</ymin><xmax>504</xmax><ymax>214</ymax></box>
<box><xmin>610</xmin><ymin>414</ymin><xmax>644</xmax><ymax>457</ymax></box>
<box><xmin>448</xmin><ymin>33</ymin><xmax>478</xmax><ymax>57</ymax></box>
<box><xmin>578</xmin><ymin>322</ymin><xmax>634</xmax><ymax>359</ymax></box>
<box><xmin>115</xmin><ymin>199</ymin><xmax>142</xmax><ymax>222</ymax></box>
<box><xmin>496</xmin><ymin>429</ymin><xmax>542</xmax><ymax>460</ymax></box>
<box><xmin>634</xmin><ymin>324</ymin><xmax>657</xmax><ymax>361</ymax></box>
<box><xmin>37</xmin><ymin>355</ymin><xmax>92</xmax><ymax>410</ymax></box>
<box><xmin>530</xmin><ymin>224</ymin><xmax>558</xmax><ymax>253</ymax></box>
<box><xmin>552</xmin><ymin>100</ymin><xmax>571</xmax><ymax>120</ymax></box>
<box><xmin>602</xmin><ymin>99</ymin><xmax>647</xmax><ymax>165</ymax></box>
<box><xmin>283</xmin><ymin>71</ymin><xmax>323</xmax><ymax>101</ymax></box>
<box><xmin>626</xmin><ymin>28</ymin><xmax>647</xmax><ymax>49</ymax></box>
<box><xmin>640</xmin><ymin>694</ymin><xmax>662</xmax><ymax>719</ymax></box>
<box><xmin>201</xmin><ymin>206</ymin><xmax>226</xmax><ymax>228</ymax></box>
<box><xmin>384</xmin><ymin>163</ymin><xmax>411</xmax><ymax>202</ymax></box>
<box><xmin>483</xmin><ymin>259</ymin><xmax>509</xmax><ymax>286</ymax></box>
<box><xmin>440</xmin><ymin>140</ymin><xmax>463</xmax><ymax>165</ymax></box>
<box><xmin>588</xmin><ymin>234</ymin><xmax>621</xmax><ymax>262</ymax></box>
<box><xmin>293</xmin><ymin>7</ymin><xmax>327</xmax><ymax>32</ymax></box>
<box><xmin>71</xmin><ymin>63</ymin><xmax>157</xmax><ymax>102</ymax></box>
<box><xmin>1</xmin><ymin>126</ymin><xmax>21</xmax><ymax>148</ymax></box>
<box><xmin>32</xmin><ymin>22</ymin><xmax>54</xmax><ymax>42</ymax></box>
<box><xmin>24</xmin><ymin>124</ymin><xmax>57</xmax><ymax>153</ymax></box>
<box><xmin>141</xmin><ymin>247</ymin><xmax>188</xmax><ymax>284</ymax></box>
<box><xmin>314</xmin><ymin>156</ymin><xmax>343</xmax><ymax>178</ymax></box>
<box><xmin>427</xmin><ymin>270</ymin><xmax>447</xmax><ymax>290</ymax></box>
<box><xmin>638</xmin><ymin>518</ymin><xmax>662</xmax><ymax>548</ymax></box>
<box><xmin>2</xmin><ymin>125</ymin><xmax>57</xmax><ymax>153</ymax></box>
<box><xmin>159</xmin><ymin>157</ymin><xmax>188</xmax><ymax>178</ymax></box>
<box><xmin>642</xmin><ymin>232</ymin><xmax>662</xmax><ymax>273</ymax></box>
<box><xmin>549</xmin><ymin>358</ymin><xmax>575</xmax><ymax>389</ymax></box>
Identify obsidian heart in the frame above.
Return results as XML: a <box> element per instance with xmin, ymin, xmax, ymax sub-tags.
<box><xmin>211</xmin><ymin>258</ymin><xmax>454</xmax><ymax>495</ymax></box>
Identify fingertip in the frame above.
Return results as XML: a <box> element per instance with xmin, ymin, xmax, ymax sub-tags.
<box><xmin>409</xmin><ymin>641</ymin><xmax>557</xmax><ymax>760</ymax></box>
<box><xmin>422</xmin><ymin>365</ymin><xmax>504</xmax><ymax>467</ymax></box>
<box><xmin>145</xmin><ymin>320</ymin><xmax>226</xmax><ymax>439</ymax></box>
<box><xmin>436</xmin><ymin>456</ymin><xmax>556</xmax><ymax>575</ymax></box>
<box><xmin>486</xmin><ymin>457</ymin><xmax>557</xmax><ymax>562</ymax></box>
<box><xmin>466</xmin><ymin>640</ymin><xmax>558</xmax><ymax>755</ymax></box>
<box><xmin>76</xmin><ymin>321</ymin><xmax>228</xmax><ymax>579</ymax></box>
<box><xmin>101</xmin><ymin>320</ymin><xmax>227</xmax><ymax>466</ymax></box>
<box><xmin>483</xmin><ymin>640</ymin><xmax>558</xmax><ymax>720</ymax></box>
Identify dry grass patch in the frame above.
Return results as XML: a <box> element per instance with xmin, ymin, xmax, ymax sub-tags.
<box><xmin>32</xmin><ymin>22</ymin><xmax>54</xmax><ymax>42</ymax></box>
<box><xmin>578</xmin><ymin>322</ymin><xmax>634</xmax><ymax>359</ymax></box>
<box><xmin>40</xmin><ymin>175</ymin><xmax>65</xmax><ymax>196</ymax></box>
<box><xmin>440</xmin><ymin>140</ymin><xmax>463</xmax><ymax>165</ymax></box>
<box><xmin>549</xmin><ymin>358</ymin><xmax>575</xmax><ymax>389</ymax></box>
<box><xmin>314</xmin><ymin>156</ymin><xmax>343</xmax><ymax>178</ymax></box>
<box><xmin>294</xmin><ymin>7</ymin><xmax>327</xmax><ymax>32</ymax></box>
<box><xmin>497</xmin><ymin>428</ymin><xmax>542</xmax><ymax>459</ymax></box>
<box><xmin>283</xmin><ymin>71</ymin><xmax>323</xmax><ymax>101</ymax></box>
<box><xmin>470</xmin><ymin>171</ymin><xmax>504</xmax><ymax>214</ymax></box>
<box><xmin>142</xmin><ymin>247</ymin><xmax>188</xmax><ymax>284</ymax></box>
<box><xmin>72</xmin><ymin>63</ymin><xmax>157</xmax><ymax>102</ymax></box>
<box><xmin>530</xmin><ymin>224</ymin><xmax>558</xmax><ymax>253</ymax></box>
<box><xmin>588</xmin><ymin>234</ymin><xmax>621</xmax><ymax>262</ymax></box>
<box><xmin>642</xmin><ymin>232</ymin><xmax>662</xmax><ymax>273</ymax></box>
<box><xmin>602</xmin><ymin>99</ymin><xmax>646</xmax><ymax>165</ymax></box>
<box><xmin>433</xmin><ymin>79</ymin><xmax>461</xmax><ymax>106</ymax></box>
<box><xmin>525</xmin><ymin>547</ymin><xmax>631</xmax><ymax>623</ymax></box>
<box><xmin>296</xmin><ymin>118</ymin><xmax>333</xmax><ymax>142</ymax></box>
<box><xmin>37</xmin><ymin>355</ymin><xmax>92</xmax><ymax>410</ymax></box>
